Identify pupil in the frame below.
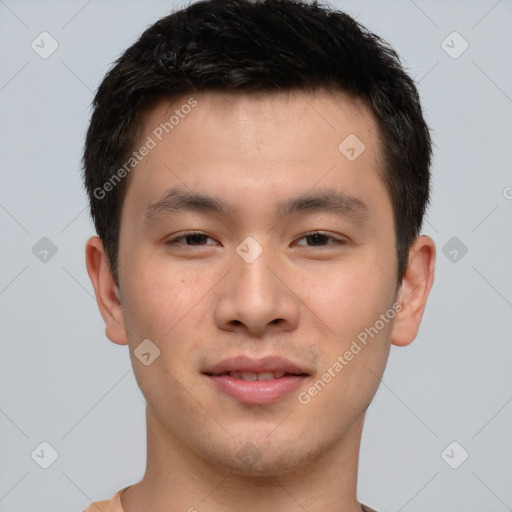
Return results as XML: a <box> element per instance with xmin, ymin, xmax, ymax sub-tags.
<box><xmin>188</xmin><ymin>234</ymin><xmax>204</xmax><ymax>244</ymax></box>
<box><xmin>309</xmin><ymin>234</ymin><xmax>325</xmax><ymax>245</ymax></box>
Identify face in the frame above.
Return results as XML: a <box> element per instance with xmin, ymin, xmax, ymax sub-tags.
<box><xmin>109</xmin><ymin>90</ymin><xmax>402</xmax><ymax>475</ymax></box>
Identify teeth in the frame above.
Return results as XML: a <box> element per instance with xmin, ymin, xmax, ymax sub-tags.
<box><xmin>239</xmin><ymin>371</ymin><xmax>258</xmax><ymax>381</ymax></box>
<box><xmin>227</xmin><ymin>371</ymin><xmax>287</xmax><ymax>381</ymax></box>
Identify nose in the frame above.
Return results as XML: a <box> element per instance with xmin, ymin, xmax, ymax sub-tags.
<box><xmin>213</xmin><ymin>245</ymin><xmax>300</xmax><ymax>337</ymax></box>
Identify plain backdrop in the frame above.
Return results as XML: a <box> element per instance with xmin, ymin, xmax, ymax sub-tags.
<box><xmin>1</xmin><ymin>0</ymin><xmax>511</xmax><ymax>511</ymax></box>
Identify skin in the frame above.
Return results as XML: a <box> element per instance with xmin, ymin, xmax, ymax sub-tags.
<box><xmin>86</xmin><ymin>89</ymin><xmax>435</xmax><ymax>512</ymax></box>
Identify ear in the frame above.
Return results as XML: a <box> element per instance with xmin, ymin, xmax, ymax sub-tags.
<box><xmin>85</xmin><ymin>236</ymin><xmax>128</xmax><ymax>345</ymax></box>
<box><xmin>391</xmin><ymin>235</ymin><xmax>436</xmax><ymax>347</ymax></box>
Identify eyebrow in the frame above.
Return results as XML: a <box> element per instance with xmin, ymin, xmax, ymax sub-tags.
<box><xmin>142</xmin><ymin>185</ymin><xmax>370</xmax><ymax>227</ymax></box>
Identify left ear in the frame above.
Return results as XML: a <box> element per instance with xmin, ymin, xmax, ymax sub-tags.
<box><xmin>391</xmin><ymin>235</ymin><xmax>436</xmax><ymax>347</ymax></box>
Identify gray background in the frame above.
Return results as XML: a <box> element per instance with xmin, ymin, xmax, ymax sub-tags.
<box><xmin>1</xmin><ymin>0</ymin><xmax>511</xmax><ymax>510</ymax></box>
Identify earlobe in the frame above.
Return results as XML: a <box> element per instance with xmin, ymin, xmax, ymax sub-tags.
<box><xmin>85</xmin><ymin>236</ymin><xmax>129</xmax><ymax>346</ymax></box>
<box><xmin>391</xmin><ymin>235</ymin><xmax>436</xmax><ymax>347</ymax></box>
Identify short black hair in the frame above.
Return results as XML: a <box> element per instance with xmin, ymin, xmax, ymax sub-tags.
<box><xmin>82</xmin><ymin>0</ymin><xmax>432</xmax><ymax>287</ymax></box>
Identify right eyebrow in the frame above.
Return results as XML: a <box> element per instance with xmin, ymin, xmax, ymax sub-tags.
<box><xmin>143</xmin><ymin>187</ymin><xmax>235</xmax><ymax>227</ymax></box>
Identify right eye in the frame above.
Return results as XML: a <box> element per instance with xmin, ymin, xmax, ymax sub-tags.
<box><xmin>165</xmin><ymin>231</ymin><xmax>219</xmax><ymax>247</ymax></box>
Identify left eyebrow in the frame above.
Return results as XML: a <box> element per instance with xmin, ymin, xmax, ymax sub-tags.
<box><xmin>142</xmin><ymin>185</ymin><xmax>370</xmax><ymax>227</ymax></box>
<box><xmin>276</xmin><ymin>188</ymin><xmax>370</xmax><ymax>222</ymax></box>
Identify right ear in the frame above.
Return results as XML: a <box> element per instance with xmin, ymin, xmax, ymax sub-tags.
<box><xmin>85</xmin><ymin>236</ymin><xmax>128</xmax><ymax>345</ymax></box>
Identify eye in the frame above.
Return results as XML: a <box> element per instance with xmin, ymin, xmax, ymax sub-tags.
<box><xmin>165</xmin><ymin>231</ymin><xmax>346</xmax><ymax>249</ymax></box>
<box><xmin>294</xmin><ymin>231</ymin><xmax>346</xmax><ymax>248</ymax></box>
<box><xmin>166</xmin><ymin>232</ymin><xmax>218</xmax><ymax>246</ymax></box>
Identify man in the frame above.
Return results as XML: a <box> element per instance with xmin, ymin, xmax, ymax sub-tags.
<box><xmin>82</xmin><ymin>0</ymin><xmax>435</xmax><ymax>510</ymax></box>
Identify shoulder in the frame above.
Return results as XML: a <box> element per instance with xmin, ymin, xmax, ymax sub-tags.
<box><xmin>82</xmin><ymin>486</ymin><xmax>130</xmax><ymax>512</ymax></box>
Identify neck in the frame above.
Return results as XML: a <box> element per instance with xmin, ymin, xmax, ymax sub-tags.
<box><xmin>121</xmin><ymin>406</ymin><xmax>366</xmax><ymax>512</ymax></box>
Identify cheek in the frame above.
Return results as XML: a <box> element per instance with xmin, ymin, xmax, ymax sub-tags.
<box><xmin>121</xmin><ymin>261</ymin><xmax>206</xmax><ymax>411</ymax></box>
<box><xmin>292</xmin><ymin>255</ymin><xmax>396</xmax><ymax>344</ymax></box>
<box><xmin>315</xmin><ymin>260</ymin><xmax>395</xmax><ymax>405</ymax></box>
<box><xmin>122</xmin><ymin>253</ymin><xmax>205</xmax><ymax>334</ymax></box>
<box><xmin>120</xmin><ymin>253</ymin><xmax>216</xmax><ymax>387</ymax></box>
<box><xmin>299</xmin><ymin>268</ymin><xmax>394</xmax><ymax>425</ymax></box>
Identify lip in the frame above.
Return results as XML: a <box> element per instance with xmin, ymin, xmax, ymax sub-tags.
<box><xmin>203</xmin><ymin>356</ymin><xmax>310</xmax><ymax>405</ymax></box>
<box><xmin>204</xmin><ymin>355</ymin><xmax>309</xmax><ymax>375</ymax></box>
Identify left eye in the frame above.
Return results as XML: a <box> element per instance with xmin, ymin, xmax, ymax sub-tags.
<box><xmin>295</xmin><ymin>232</ymin><xmax>345</xmax><ymax>247</ymax></box>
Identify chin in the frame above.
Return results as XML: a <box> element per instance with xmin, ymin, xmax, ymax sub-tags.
<box><xmin>202</xmin><ymin>434</ymin><xmax>319</xmax><ymax>478</ymax></box>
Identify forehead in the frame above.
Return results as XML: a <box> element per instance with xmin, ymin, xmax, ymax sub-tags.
<box><xmin>121</xmin><ymin>89</ymin><xmax>389</xmax><ymax>227</ymax></box>
<box><xmin>134</xmin><ymin>89</ymin><xmax>380</xmax><ymax>163</ymax></box>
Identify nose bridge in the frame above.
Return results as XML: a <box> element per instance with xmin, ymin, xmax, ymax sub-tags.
<box><xmin>233</xmin><ymin>240</ymin><xmax>279</xmax><ymax>307</ymax></box>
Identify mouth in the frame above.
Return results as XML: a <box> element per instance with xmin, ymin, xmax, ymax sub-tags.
<box><xmin>204</xmin><ymin>370</ymin><xmax>308</xmax><ymax>380</ymax></box>
<box><xmin>202</xmin><ymin>356</ymin><xmax>310</xmax><ymax>405</ymax></box>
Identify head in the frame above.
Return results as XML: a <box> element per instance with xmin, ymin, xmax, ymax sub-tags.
<box><xmin>84</xmin><ymin>0</ymin><xmax>432</xmax><ymax>288</ymax></box>
<box><xmin>84</xmin><ymin>0</ymin><xmax>435</xmax><ymax>477</ymax></box>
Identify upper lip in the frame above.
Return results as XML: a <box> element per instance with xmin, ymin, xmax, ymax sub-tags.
<box><xmin>203</xmin><ymin>356</ymin><xmax>310</xmax><ymax>375</ymax></box>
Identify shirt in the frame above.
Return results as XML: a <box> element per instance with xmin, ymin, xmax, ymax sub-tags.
<box><xmin>82</xmin><ymin>487</ymin><xmax>129</xmax><ymax>512</ymax></box>
<box><xmin>82</xmin><ymin>486</ymin><xmax>378</xmax><ymax>511</ymax></box>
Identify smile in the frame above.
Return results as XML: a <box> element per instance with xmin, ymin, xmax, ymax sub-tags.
<box><xmin>202</xmin><ymin>356</ymin><xmax>311</xmax><ymax>405</ymax></box>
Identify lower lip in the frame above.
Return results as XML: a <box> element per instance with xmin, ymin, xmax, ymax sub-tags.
<box><xmin>205</xmin><ymin>374</ymin><xmax>307</xmax><ymax>405</ymax></box>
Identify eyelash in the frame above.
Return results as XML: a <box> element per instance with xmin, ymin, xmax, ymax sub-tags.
<box><xmin>165</xmin><ymin>231</ymin><xmax>347</xmax><ymax>249</ymax></box>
